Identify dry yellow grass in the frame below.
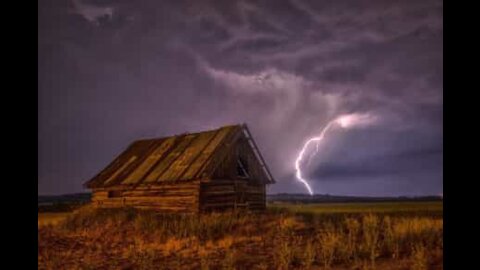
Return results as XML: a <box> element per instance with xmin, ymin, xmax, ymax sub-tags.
<box><xmin>38</xmin><ymin>202</ymin><xmax>442</xmax><ymax>269</ymax></box>
<box><xmin>38</xmin><ymin>212</ymin><xmax>70</xmax><ymax>227</ymax></box>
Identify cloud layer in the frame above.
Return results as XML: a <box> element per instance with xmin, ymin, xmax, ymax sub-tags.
<box><xmin>38</xmin><ymin>0</ymin><xmax>443</xmax><ymax>196</ymax></box>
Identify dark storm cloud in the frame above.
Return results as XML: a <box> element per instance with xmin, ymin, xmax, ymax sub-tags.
<box><xmin>38</xmin><ymin>0</ymin><xmax>442</xmax><ymax>196</ymax></box>
<box><xmin>310</xmin><ymin>146</ymin><xmax>443</xmax><ymax>178</ymax></box>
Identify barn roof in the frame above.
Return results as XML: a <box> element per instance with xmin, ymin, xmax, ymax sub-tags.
<box><xmin>84</xmin><ymin>124</ymin><xmax>275</xmax><ymax>188</ymax></box>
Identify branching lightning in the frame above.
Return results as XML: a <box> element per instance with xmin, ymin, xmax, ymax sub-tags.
<box><xmin>294</xmin><ymin>113</ymin><xmax>378</xmax><ymax>195</ymax></box>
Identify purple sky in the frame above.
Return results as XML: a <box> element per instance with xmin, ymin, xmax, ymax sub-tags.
<box><xmin>38</xmin><ymin>0</ymin><xmax>443</xmax><ymax>196</ymax></box>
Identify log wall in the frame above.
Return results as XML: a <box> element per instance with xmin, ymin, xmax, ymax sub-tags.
<box><xmin>91</xmin><ymin>179</ymin><xmax>266</xmax><ymax>213</ymax></box>
<box><xmin>91</xmin><ymin>181</ymin><xmax>200</xmax><ymax>213</ymax></box>
<box><xmin>200</xmin><ymin>180</ymin><xmax>266</xmax><ymax>212</ymax></box>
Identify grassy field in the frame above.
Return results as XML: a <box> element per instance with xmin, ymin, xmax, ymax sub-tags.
<box><xmin>38</xmin><ymin>201</ymin><xmax>443</xmax><ymax>270</ymax></box>
<box><xmin>38</xmin><ymin>201</ymin><xmax>443</xmax><ymax>224</ymax></box>
<box><xmin>38</xmin><ymin>213</ymin><xmax>70</xmax><ymax>227</ymax></box>
<box><xmin>269</xmin><ymin>201</ymin><xmax>442</xmax><ymax>215</ymax></box>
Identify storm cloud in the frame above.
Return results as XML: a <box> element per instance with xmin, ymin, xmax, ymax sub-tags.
<box><xmin>38</xmin><ymin>0</ymin><xmax>442</xmax><ymax>196</ymax></box>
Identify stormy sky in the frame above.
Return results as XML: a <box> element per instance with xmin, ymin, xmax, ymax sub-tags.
<box><xmin>38</xmin><ymin>0</ymin><xmax>443</xmax><ymax>196</ymax></box>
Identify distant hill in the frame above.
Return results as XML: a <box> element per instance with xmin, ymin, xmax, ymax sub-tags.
<box><xmin>267</xmin><ymin>193</ymin><xmax>443</xmax><ymax>203</ymax></box>
<box><xmin>38</xmin><ymin>193</ymin><xmax>91</xmax><ymax>205</ymax></box>
<box><xmin>38</xmin><ymin>192</ymin><xmax>442</xmax><ymax>207</ymax></box>
<box><xmin>38</xmin><ymin>193</ymin><xmax>91</xmax><ymax>212</ymax></box>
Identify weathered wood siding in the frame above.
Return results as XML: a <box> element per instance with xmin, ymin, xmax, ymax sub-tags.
<box><xmin>201</xmin><ymin>137</ymin><xmax>268</xmax><ymax>212</ymax></box>
<box><xmin>200</xmin><ymin>180</ymin><xmax>266</xmax><ymax>212</ymax></box>
<box><xmin>91</xmin><ymin>179</ymin><xmax>266</xmax><ymax>213</ymax></box>
<box><xmin>91</xmin><ymin>181</ymin><xmax>200</xmax><ymax>213</ymax></box>
<box><xmin>244</xmin><ymin>183</ymin><xmax>266</xmax><ymax>211</ymax></box>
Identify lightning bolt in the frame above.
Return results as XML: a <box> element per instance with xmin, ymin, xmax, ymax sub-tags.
<box><xmin>294</xmin><ymin>113</ymin><xmax>378</xmax><ymax>195</ymax></box>
<box><xmin>294</xmin><ymin>121</ymin><xmax>336</xmax><ymax>195</ymax></box>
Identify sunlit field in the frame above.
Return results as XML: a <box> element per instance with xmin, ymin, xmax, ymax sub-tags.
<box><xmin>269</xmin><ymin>201</ymin><xmax>442</xmax><ymax>216</ymax></box>
<box><xmin>38</xmin><ymin>201</ymin><xmax>442</xmax><ymax>270</ymax></box>
<box><xmin>38</xmin><ymin>213</ymin><xmax>70</xmax><ymax>227</ymax></box>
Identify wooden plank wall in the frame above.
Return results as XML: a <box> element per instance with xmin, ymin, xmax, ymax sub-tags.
<box><xmin>245</xmin><ymin>183</ymin><xmax>266</xmax><ymax>211</ymax></box>
<box><xmin>200</xmin><ymin>181</ymin><xmax>236</xmax><ymax>212</ymax></box>
<box><xmin>200</xmin><ymin>180</ymin><xmax>266</xmax><ymax>212</ymax></box>
<box><xmin>203</xmin><ymin>137</ymin><xmax>267</xmax><ymax>212</ymax></box>
<box><xmin>91</xmin><ymin>181</ymin><xmax>200</xmax><ymax>213</ymax></box>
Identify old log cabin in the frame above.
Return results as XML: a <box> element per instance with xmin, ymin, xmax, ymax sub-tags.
<box><xmin>84</xmin><ymin>124</ymin><xmax>275</xmax><ymax>213</ymax></box>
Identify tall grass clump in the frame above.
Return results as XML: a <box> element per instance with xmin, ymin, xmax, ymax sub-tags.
<box><xmin>134</xmin><ymin>210</ymin><xmax>160</xmax><ymax>233</ymax></box>
<box><xmin>61</xmin><ymin>206</ymin><xmax>136</xmax><ymax>231</ymax></box>
<box><xmin>410</xmin><ymin>244</ymin><xmax>428</xmax><ymax>270</ymax></box>
<box><xmin>273</xmin><ymin>217</ymin><xmax>298</xmax><ymax>270</ymax></box>
<box><xmin>274</xmin><ymin>237</ymin><xmax>295</xmax><ymax>270</ymax></box>
<box><xmin>222</xmin><ymin>249</ymin><xmax>237</xmax><ymax>270</ymax></box>
<box><xmin>344</xmin><ymin>217</ymin><xmax>360</xmax><ymax>263</ymax></box>
<box><xmin>61</xmin><ymin>207</ymin><xmax>253</xmax><ymax>242</ymax></box>
<box><xmin>390</xmin><ymin>217</ymin><xmax>442</xmax><ymax>257</ymax></box>
<box><xmin>382</xmin><ymin>216</ymin><xmax>398</xmax><ymax>258</ymax></box>
<box><xmin>133</xmin><ymin>249</ymin><xmax>159</xmax><ymax>270</ymax></box>
<box><xmin>361</xmin><ymin>214</ymin><xmax>379</xmax><ymax>268</ymax></box>
<box><xmin>316</xmin><ymin>222</ymin><xmax>340</xmax><ymax>269</ymax></box>
<box><xmin>302</xmin><ymin>239</ymin><xmax>315</xmax><ymax>270</ymax></box>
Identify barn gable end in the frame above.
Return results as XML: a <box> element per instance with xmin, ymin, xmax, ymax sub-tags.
<box><xmin>199</xmin><ymin>126</ymin><xmax>274</xmax><ymax>212</ymax></box>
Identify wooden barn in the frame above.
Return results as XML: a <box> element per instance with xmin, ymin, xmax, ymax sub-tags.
<box><xmin>84</xmin><ymin>124</ymin><xmax>275</xmax><ymax>213</ymax></box>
